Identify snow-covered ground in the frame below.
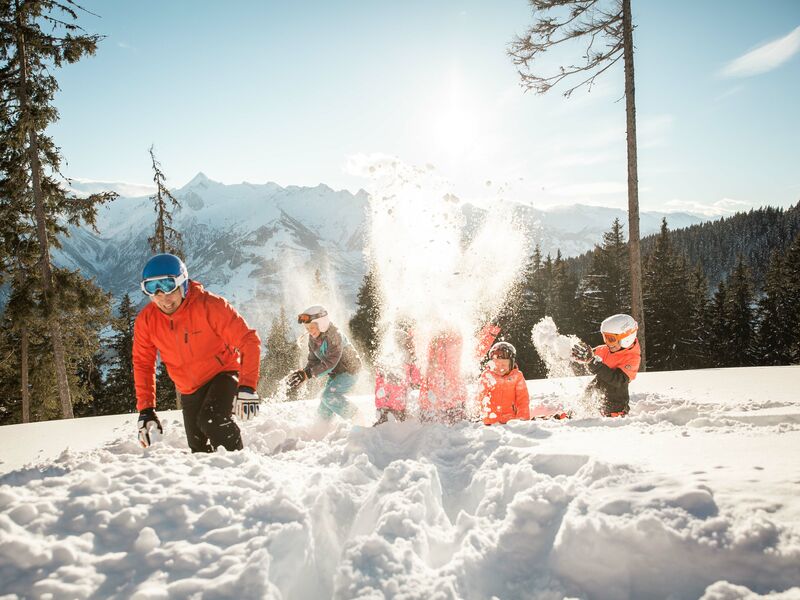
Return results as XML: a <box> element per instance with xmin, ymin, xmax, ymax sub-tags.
<box><xmin>1</xmin><ymin>366</ymin><xmax>799</xmax><ymax>599</ymax></box>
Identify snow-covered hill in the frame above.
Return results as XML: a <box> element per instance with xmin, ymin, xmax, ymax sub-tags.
<box><xmin>1</xmin><ymin>366</ymin><xmax>799</xmax><ymax>599</ymax></box>
<box><xmin>54</xmin><ymin>174</ymin><xmax>706</xmax><ymax>331</ymax></box>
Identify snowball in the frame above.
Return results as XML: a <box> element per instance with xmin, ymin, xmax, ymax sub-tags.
<box><xmin>133</xmin><ymin>527</ymin><xmax>161</xmax><ymax>554</ymax></box>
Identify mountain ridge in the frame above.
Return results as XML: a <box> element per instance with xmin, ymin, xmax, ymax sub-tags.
<box><xmin>57</xmin><ymin>175</ymin><xmax>714</xmax><ymax>331</ymax></box>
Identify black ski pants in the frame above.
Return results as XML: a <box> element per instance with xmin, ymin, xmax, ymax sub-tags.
<box><xmin>181</xmin><ymin>371</ymin><xmax>243</xmax><ymax>453</ymax></box>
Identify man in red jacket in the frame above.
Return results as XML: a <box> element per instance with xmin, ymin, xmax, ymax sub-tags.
<box><xmin>133</xmin><ymin>254</ymin><xmax>262</xmax><ymax>452</ymax></box>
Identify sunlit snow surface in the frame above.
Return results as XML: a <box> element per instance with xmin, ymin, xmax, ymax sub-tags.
<box><xmin>1</xmin><ymin>366</ymin><xmax>800</xmax><ymax>599</ymax></box>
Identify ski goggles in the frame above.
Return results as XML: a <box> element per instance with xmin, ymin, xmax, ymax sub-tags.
<box><xmin>602</xmin><ymin>329</ymin><xmax>636</xmax><ymax>345</ymax></box>
<box><xmin>141</xmin><ymin>273</ymin><xmax>187</xmax><ymax>296</ymax></box>
<box><xmin>297</xmin><ymin>309</ymin><xmax>327</xmax><ymax>324</ymax></box>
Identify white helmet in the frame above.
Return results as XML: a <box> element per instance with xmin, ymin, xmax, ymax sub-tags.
<box><xmin>600</xmin><ymin>314</ymin><xmax>638</xmax><ymax>349</ymax></box>
<box><xmin>298</xmin><ymin>305</ymin><xmax>331</xmax><ymax>332</ymax></box>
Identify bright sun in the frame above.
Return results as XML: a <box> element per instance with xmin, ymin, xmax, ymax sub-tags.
<box><xmin>426</xmin><ymin>73</ymin><xmax>480</xmax><ymax>160</ymax></box>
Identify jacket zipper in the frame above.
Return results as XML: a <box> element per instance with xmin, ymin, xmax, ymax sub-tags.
<box><xmin>183</xmin><ymin>326</ymin><xmax>197</xmax><ymax>389</ymax></box>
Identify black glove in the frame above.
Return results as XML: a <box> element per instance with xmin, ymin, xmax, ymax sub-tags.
<box><xmin>233</xmin><ymin>386</ymin><xmax>260</xmax><ymax>421</ymax></box>
<box><xmin>137</xmin><ymin>408</ymin><xmax>163</xmax><ymax>448</ymax></box>
<box><xmin>570</xmin><ymin>341</ymin><xmax>594</xmax><ymax>364</ymax></box>
<box><xmin>287</xmin><ymin>369</ymin><xmax>309</xmax><ymax>389</ymax></box>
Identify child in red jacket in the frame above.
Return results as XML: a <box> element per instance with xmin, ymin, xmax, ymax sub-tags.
<box><xmin>419</xmin><ymin>323</ymin><xmax>500</xmax><ymax>424</ymax></box>
<box><xmin>478</xmin><ymin>342</ymin><xmax>530</xmax><ymax>425</ymax></box>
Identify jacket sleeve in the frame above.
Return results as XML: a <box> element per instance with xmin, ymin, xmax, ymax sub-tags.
<box><xmin>621</xmin><ymin>349</ymin><xmax>641</xmax><ymax>381</ymax></box>
<box><xmin>303</xmin><ymin>339</ymin><xmax>320</xmax><ymax>376</ymax></box>
<box><xmin>475</xmin><ymin>323</ymin><xmax>501</xmax><ymax>359</ymax></box>
<box><xmin>132</xmin><ymin>313</ymin><xmax>158</xmax><ymax>411</ymax></box>
<box><xmin>588</xmin><ymin>359</ymin><xmax>633</xmax><ymax>390</ymax></box>
<box><xmin>307</xmin><ymin>329</ymin><xmax>344</xmax><ymax>377</ymax></box>
<box><xmin>514</xmin><ymin>371</ymin><xmax>530</xmax><ymax>420</ymax></box>
<box><xmin>206</xmin><ymin>295</ymin><xmax>261</xmax><ymax>390</ymax></box>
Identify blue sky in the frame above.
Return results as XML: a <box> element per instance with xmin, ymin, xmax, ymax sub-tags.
<box><xmin>51</xmin><ymin>0</ymin><xmax>800</xmax><ymax>215</ymax></box>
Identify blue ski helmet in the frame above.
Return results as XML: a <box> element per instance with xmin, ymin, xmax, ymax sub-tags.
<box><xmin>141</xmin><ymin>253</ymin><xmax>189</xmax><ymax>296</ymax></box>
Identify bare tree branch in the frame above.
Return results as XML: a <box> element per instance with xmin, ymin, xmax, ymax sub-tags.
<box><xmin>509</xmin><ymin>0</ymin><xmax>624</xmax><ymax>96</ymax></box>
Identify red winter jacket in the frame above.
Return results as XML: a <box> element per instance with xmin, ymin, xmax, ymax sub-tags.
<box><xmin>374</xmin><ymin>363</ymin><xmax>422</xmax><ymax>411</ymax></box>
<box><xmin>418</xmin><ymin>323</ymin><xmax>500</xmax><ymax>413</ymax></box>
<box><xmin>133</xmin><ymin>281</ymin><xmax>261</xmax><ymax>410</ymax></box>
<box><xmin>478</xmin><ymin>366</ymin><xmax>530</xmax><ymax>425</ymax></box>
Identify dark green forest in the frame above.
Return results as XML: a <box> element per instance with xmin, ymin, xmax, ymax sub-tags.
<box><xmin>351</xmin><ymin>203</ymin><xmax>800</xmax><ymax>380</ymax></box>
<box><xmin>2</xmin><ymin>203</ymin><xmax>799</xmax><ymax>425</ymax></box>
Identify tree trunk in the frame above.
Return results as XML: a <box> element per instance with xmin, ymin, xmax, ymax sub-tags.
<box><xmin>622</xmin><ymin>0</ymin><xmax>646</xmax><ymax>370</ymax></box>
<box><xmin>15</xmin><ymin>5</ymin><xmax>75</xmax><ymax>417</ymax></box>
<box><xmin>21</xmin><ymin>325</ymin><xmax>30</xmax><ymax>423</ymax></box>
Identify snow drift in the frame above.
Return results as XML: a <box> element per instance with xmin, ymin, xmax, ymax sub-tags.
<box><xmin>1</xmin><ymin>366</ymin><xmax>799</xmax><ymax>599</ymax></box>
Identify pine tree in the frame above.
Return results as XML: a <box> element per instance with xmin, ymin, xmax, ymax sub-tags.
<box><xmin>578</xmin><ymin>219</ymin><xmax>630</xmax><ymax>337</ymax></box>
<box><xmin>707</xmin><ymin>280</ymin><xmax>729</xmax><ymax>368</ymax></box>
<box><xmin>510</xmin><ymin>0</ymin><xmax>647</xmax><ymax>367</ymax></box>
<box><xmin>724</xmin><ymin>257</ymin><xmax>756</xmax><ymax>367</ymax></box>
<box><xmin>642</xmin><ymin>219</ymin><xmax>693</xmax><ymax>370</ymax></box>
<box><xmin>51</xmin><ymin>268</ymin><xmax>111</xmax><ymax>416</ymax></box>
<box><xmin>143</xmin><ymin>146</ymin><xmax>183</xmax><ymax>409</ymax></box>
<box><xmin>105</xmin><ymin>293</ymin><xmax>137</xmax><ymax>414</ymax></box>
<box><xmin>1</xmin><ymin>269</ymin><xmax>38</xmax><ymax>422</ymax></box>
<box><xmin>349</xmin><ymin>269</ymin><xmax>381</xmax><ymax>365</ymax></box>
<box><xmin>74</xmin><ymin>350</ymin><xmax>106</xmax><ymax>417</ymax></box>
<box><xmin>496</xmin><ymin>245</ymin><xmax>546</xmax><ymax>377</ymax></box>
<box><xmin>0</xmin><ymin>268</ymin><xmax>111</xmax><ymax>422</ymax></box>
<box><xmin>640</xmin><ymin>202</ymin><xmax>800</xmax><ymax>293</ymax></box>
<box><xmin>0</xmin><ymin>300</ymin><xmax>36</xmax><ymax>424</ymax></box>
<box><xmin>310</xmin><ymin>267</ymin><xmax>332</xmax><ymax>304</ymax></box>
<box><xmin>259</xmin><ymin>306</ymin><xmax>300</xmax><ymax>398</ymax></box>
<box><xmin>685</xmin><ymin>264</ymin><xmax>712</xmax><ymax>369</ymax></box>
<box><xmin>786</xmin><ymin>232</ymin><xmax>800</xmax><ymax>363</ymax></box>
<box><xmin>147</xmin><ymin>145</ymin><xmax>183</xmax><ymax>256</ymax></box>
<box><xmin>753</xmin><ymin>233</ymin><xmax>800</xmax><ymax>365</ymax></box>
<box><xmin>548</xmin><ymin>250</ymin><xmax>579</xmax><ymax>335</ymax></box>
<box><xmin>709</xmin><ymin>258</ymin><xmax>756</xmax><ymax>368</ymax></box>
<box><xmin>0</xmin><ymin>0</ymin><xmax>116</xmax><ymax>418</ymax></box>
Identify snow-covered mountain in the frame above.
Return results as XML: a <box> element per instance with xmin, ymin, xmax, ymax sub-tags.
<box><xmin>56</xmin><ymin>174</ymin><xmax>369</xmax><ymax>331</ymax></box>
<box><xmin>1</xmin><ymin>365</ymin><xmax>799</xmax><ymax>598</ymax></box>
<box><xmin>54</xmin><ymin>174</ymin><xmax>706</xmax><ymax>330</ymax></box>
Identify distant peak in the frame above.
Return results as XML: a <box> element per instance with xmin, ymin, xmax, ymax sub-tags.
<box><xmin>184</xmin><ymin>172</ymin><xmax>213</xmax><ymax>187</ymax></box>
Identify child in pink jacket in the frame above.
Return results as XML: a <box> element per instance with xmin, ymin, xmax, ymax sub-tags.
<box><xmin>374</xmin><ymin>328</ymin><xmax>421</xmax><ymax>425</ymax></box>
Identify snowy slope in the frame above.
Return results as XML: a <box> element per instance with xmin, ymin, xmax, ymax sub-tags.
<box><xmin>2</xmin><ymin>366</ymin><xmax>799</xmax><ymax>599</ymax></box>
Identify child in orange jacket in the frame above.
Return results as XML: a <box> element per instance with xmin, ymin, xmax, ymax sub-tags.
<box><xmin>570</xmin><ymin>313</ymin><xmax>641</xmax><ymax>416</ymax></box>
<box><xmin>478</xmin><ymin>342</ymin><xmax>530</xmax><ymax>425</ymax></box>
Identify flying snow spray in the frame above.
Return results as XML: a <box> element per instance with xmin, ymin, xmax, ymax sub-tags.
<box><xmin>353</xmin><ymin>155</ymin><xmax>528</xmax><ymax>420</ymax></box>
